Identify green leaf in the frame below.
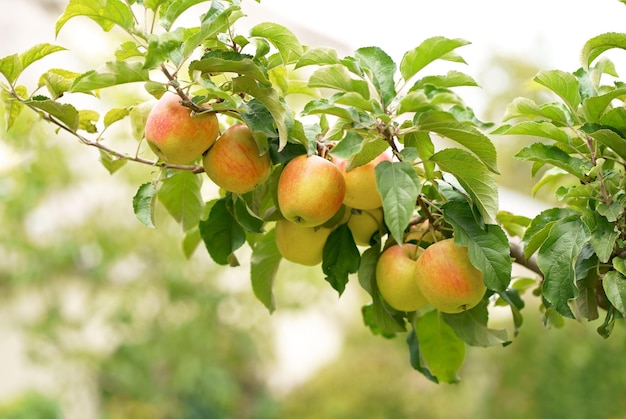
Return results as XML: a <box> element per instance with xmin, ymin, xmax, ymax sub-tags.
<box><xmin>159</xmin><ymin>0</ymin><xmax>211</xmax><ymax>31</ymax></box>
<box><xmin>322</xmin><ymin>224</ymin><xmax>361</xmax><ymax>295</ymax></box>
<box><xmin>23</xmin><ymin>96</ymin><xmax>80</xmax><ymax>131</ymax></box>
<box><xmin>412</xmin><ymin>70</ymin><xmax>478</xmax><ymax>90</ymax></box>
<box><xmin>199</xmin><ymin>198</ymin><xmax>246</xmax><ymax>266</ymax></box>
<box><xmin>132</xmin><ymin>182</ymin><xmax>157</xmax><ymax>228</ymax></box>
<box><xmin>38</xmin><ymin>68</ymin><xmax>82</xmax><ymax>99</ymax></box>
<box><xmin>103</xmin><ymin>107</ymin><xmax>130</xmax><ymax>129</ymax></box>
<box><xmin>416</xmin><ymin>310</ymin><xmax>466</xmax><ymax>383</ymax></box>
<box><xmin>70</xmin><ymin>61</ymin><xmax>151</xmax><ymax>93</ymax></box>
<box><xmin>533</xmin><ymin>70</ymin><xmax>581</xmax><ymax>113</ymax></box>
<box><xmin>308</xmin><ymin>65</ymin><xmax>370</xmax><ymax>99</ymax></box>
<box><xmin>355</xmin><ymin>46</ymin><xmax>397</xmax><ymax>107</ymax></box>
<box><xmin>496</xmin><ymin>121</ymin><xmax>571</xmax><ymax>144</ymax></box>
<box><xmin>602</xmin><ymin>270</ymin><xmax>626</xmax><ymax>316</ymax></box>
<box><xmin>582</xmin><ymin>87</ymin><xmax>626</xmax><ymax>123</ymax></box>
<box><xmin>233</xmin><ymin>196</ymin><xmax>265</xmax><ymax>234</ymax></box>
<box><xmin>614</xmin><ymin>257</ymin><xmax>626</xmax><ymax>276</ymax></box>
<box><xmin>362</xmin><ymin>302</ymin><xmax>405</xmax><ymax>338</ymax></box>
<box><xmin>295</xmin><ymin>47</ymin><xmax>341</xmax><ymax>68</ymax></box>
<box><xmin>181</xmin><ymin>225</ymin><xmax>201</xmax><ymax>258</ymax></box>
<box><xmin>514</xmin><ymin>142</ymin><xmax>591</xmax><ymax>179</ymax></box>
<box><xmin>250</xmin><ymin>228</ymin><xmax>281</xmax><ymax>312</ymax></box>
<box><xmin>357</xmin><ymin>243</ymin><xmax>380</xmax><ymax>297</ymax></box>
<box><xmin>584</xmin><ymin>211</ymin><xmax>620</xmax><ymax>263</ymax></box>
<box><xmin>250</xmin><ymin>22</ymin><xmax>303</xmax><ymax>65</ymax></box>
<box><xmin>406</xmin><ymin>329</ymin><xmax>438</xmax><ymax>383</ymax></box>
<box><xmin>99</xmin><ymin>149</ymin><xmax>127</xmax><ymax>174</ymax></box>
<box><xmin>522</xmin><ymin>208</ymin><xmax>577</xmax><ymax>259</ymax></box>
<box><xmin>0</xmin><ymin>44</ymin><xmax>66</xmax><ymax>86</ymax></box>
<box><xmin>587</xmin><ymin>129</ymin><xmax>626</xmax><ymax>161</ymax></box>
<box><xmin>537</xmin><ymin>216</ymin><xmax>591</xmax><ymax>318</ymax></box>
<box><xmin>500</xmin><ymin>97</ymin><xmax>572</xmax><ymax>125</ymax></box>
<box><xmin>442</xmin><ymin>300</ymin><xmax>509</xmax><ymax>347</ymax></box>
<box><xmin>144</xmin><ymin>28</ymin><xmax>186</xmax><ymax>69</ymax></box>
<box><xmin>431</xmin><ymin>148</ymin><xmax>499</xmax><ymax>224</ymax></box>
<box><xmin>375</xmin><ymin>161</ymin><xmax>421</xmax><ymax>244</ymax></box>
<box><xmin>442</xmin><ymin>200</ymin><xmax>512</xmax><ymax>292</ymax></box>
<box><xmin>232</xmin><ymin>76</ymin><xmax>291</xmax><ymax>151</ymax></box>
<box><xmin>189</xmin><ymin>52</ymin><xmax>271</xmax><ymax>86</ymax></box>
<box><xmin>157</xmin><ymin>170</ymin><xmax>203</xmax><ymax>232</ymax></box>
<box><xmin>581</xmin><ymin>32</ymin><xmax>626</xmax><ymax>70</ymax></box>
<box><xmin>0</xmin><ymin>54</ymin><xmax>20</xmax><ymax>85</ymax></box>
<box><xmin>417</xmin><ymin>111</ymin><xmax>499</xmax><ymax>174</ymax></box>
<box><xmin>56</xmin><ymin>0</ymin><xmax>136</xmax><ymax>35</ymax></box>
<box><xmin>400</xmin><ymin>36</ymin><xmax>470</xmax><ymax>81</ymax></box>
<box><xmin>1</xmin><ymin>86</ymin><xmax>26</xmax><ymax>130</ymax></box>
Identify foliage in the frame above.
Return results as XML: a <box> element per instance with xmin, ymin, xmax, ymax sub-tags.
<box><xmin>0</xmin><ymin>0</ymin><xmax>625</xmax><ymax>384</ymax></box>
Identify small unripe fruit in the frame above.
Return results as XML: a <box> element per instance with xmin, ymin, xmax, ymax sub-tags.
<box><xmin>144</xmin><ymin>93</ymin><xmax>219</xmax><ymax>164</ymax></box>
<box><xmin>274</xmin><ymin>219</ymin><xmax>332</xmax><ymax>266</ymax></box>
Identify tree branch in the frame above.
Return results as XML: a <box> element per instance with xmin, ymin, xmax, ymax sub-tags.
<box><xmin>509</xmin><ymin>238</ymin><xmax>542</xmax><ymax>278</ymax></box>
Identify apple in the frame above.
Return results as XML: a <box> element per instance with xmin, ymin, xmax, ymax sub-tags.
<box><xmin>144</xmin><ymin>92</ymin><xmax>219</xmax><ymax>164</ymax></box>
<box><xmin>274</xmin><ymin>219</ymin><xmax>333</xmax><ymax>266</ymax></box>
<box><xmin>414</xmin><ymin>238</ymin><xmax>486</xmax><ymax>313</ymax></box>
<box><xmin>277</xmin><ymin>154</ymin><xmax>346</xmax><ymax>227</ymax></box>
<box><xmin>203</xmin><ymin>124</ymin><xmax>272</xmax><ymax>194</ymax></box>
<box><xmin>347</xmin><ymin>207</ymin><xmax>385</xmax><ymax>246</ymax></box>
<box><xmin>375</xmin><ymin>243</ymin><xmax>429</xmax><ymax>312</ymax></box>
<box><xmin>333</xmin><ymin>149</ymin><xmax>392</xmax><ymax>210</ymax></box>
<box><xmin>406</xmin><ymin>219</ymin><xmax>442</xmax><ymax>246</ymax></box>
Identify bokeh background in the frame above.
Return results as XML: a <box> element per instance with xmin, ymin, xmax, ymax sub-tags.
<box><xmin>2</xmin><ymin>0</ymin><xmax>626</xmax><ymax>418</ymax></box>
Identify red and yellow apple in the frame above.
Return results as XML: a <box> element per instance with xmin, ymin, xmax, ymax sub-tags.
<box><xmin>333</xmin><ymin>149</ymin><xmax>392</xmax><ymax>210</ymax></box>
<box><xmin>376</xmin><ymin>243</ymin><xmax>428</xmax><ymax>312</ymax></box>
<box><xmin>414</xmin><ymin>238</ymin><xmax>486</xmax><ymax>313</ymax></box>
<box><xmin>144</xmin><ymin>92</ymin><xmax>219</xmax><ymax>164</ymax></box>
<box><xmin>203</xmin><ymin>124</ymin><xmax>272</xmax><ymax>194</ymax></box>
<box><xmin>274</xmin><ymin>219</ymin><xmax>333</xmax><ymax>266</ymax></box>
<box><xmin>277</xmin><ymin>154</ymin><xmax>346</xmax><ymax>227</ymax></box>
<box><xmin>347</xmin><ymin>207</ymin><xmax>385</xmax><ymax>246</ymax></box>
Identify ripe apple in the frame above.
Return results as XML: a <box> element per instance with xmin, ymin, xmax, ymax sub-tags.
<box><xmin>144</xmin><ymin>93</ymin><xmax>219</xmax><ymax>164</ymax></box>
<box><xmin>203</xmin><ymin>124</ymin><xmax>272</xmax><ymax>194</ymax></box>
<box><xmin>333</xmin><ymin>149</ymin><xmax>392</xmax><ymax>210</ymax></box>
<box><xmin>274</xmin><ymin>219</ymin><xmax>333</xmax><ymax>266</ymax></box>
<box><xmin>414</xmin><ymin>238</ymin><xmax>486</xmax><ymax>313</ymax></box>
<box><xmin>277</xmin><ymin>154</ymin><xmax>346</xmax><ymax>227</ymax></box>
<box><xmin>376</xmin><ymin>243</ymin><xmax>429</xmax><ymax>312</ymax></box>
<box><xmin>347</xmin><ymin>207</ymin><xmax>385</xmax><ymax>246</ymax></box>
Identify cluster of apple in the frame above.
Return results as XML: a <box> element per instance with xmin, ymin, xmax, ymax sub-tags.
<box><xmin>144</xmin><ymin>92</ymin><xmax>487</xmax><ymax>314</ymax></box>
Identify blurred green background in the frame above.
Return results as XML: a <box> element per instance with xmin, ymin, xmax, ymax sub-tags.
<box><xmin>2</xmin><ymin>1</ymin><xmax>626</xmax><ymax>418</ymax></box>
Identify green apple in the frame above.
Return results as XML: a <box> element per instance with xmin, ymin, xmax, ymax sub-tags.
<box><xmin>375</xmin><ymin>243</ymin><xmax>429</xmax><ymax>312</ymax></box>
<box><xmin>347</xmin><ymin>207</ymin><xmax>385</xmax><ymax>246</ymax></box>
<box><xmin>414</xmin><ymin>238</ymin><xmax>486</xmax><ymax>313</ymax></box>
<box><xmin>203</xmin><ymin>124</ymin><xmax>272</xmax><ymax>194</ymax></box>
<box><xmin>274</xmin><ymin>219</ymin><xmax>333</xmax><ymax>266</ymax></box>
<box><xmin>144</xmin><ymin>93</ymin><xmax>219</xmax><ymax>164</ymax></box>
<box><xmin>333</xmin><ymin>149</ymin><xmax>392</xmax><ymax>210</ymax></box>
<box><xmin>277</xmin><ymin>154</ymin><xmax>346</xmax><ymax>227</ymax></box>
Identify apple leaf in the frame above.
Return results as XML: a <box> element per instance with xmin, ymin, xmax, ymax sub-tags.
<box><xmin>355</xmin><ymin>46</ymin><xmax>397</xmax><ymax>107</ymax></box>
<box><xmin>499</xmin><ymin>96</ymin><xmax>572</xmax><ymax>125</ymax></box>
<box><xmin>199</xmin><ymin>198</ymin><xmax>246</xmax><ymax>266</ymax></box>
<box><xmin>132</xmin><ymin>182</ymin><xmax>157</xmax><ymax>228</ymax></box>
<box><xmin>23</xmin><ymin>96</ymin><xmax>80</xmax><ymax>131</ymax></box>
<box><xmin>533</xmin><ymin>70</ymin><xmax>581</xmax><ymax>113</ymax></box>
<box><xmin>602</xmin><ymin>270</ymin><xmax>626</xmax><ymax>317</ymax></box>
<box><xmin>295</xmin><ymin>47</ymin><xmax>341</xmax><ymax>68</ymax></box>
<box><xmin>189</xmin><ymin>51</ymin><xmax>271</xmax><ymax>86</ymax></box>
<box><xmin>0</xmin><ymin>44</ymin><xmax>67</xmax><ymax>86</ymax></box>
<box><xmin>233</xmin><ymin>196</ymin><xmax>265</xmax><ymax>234</ymax></box>
<box><xmin>159</xmin><ymin>0</ymin><xmax>212</xmax><ymax>31</ymax></box>
<box><xmin>416</xmin><ymin>310</ymin><xmax>466</xmax><ymax>383</ymax></box>
<box><xmin>250</xmin><ymin>22</ymin><xmax>303</xmax><ymax>65</ymax></box>
<box><xmin>442</xmin><ymin>200</ymin><xmax>512</xmax><ymax>292</ymax></box>
<box><xmin>418</xmin><ymin>111</ymin><xmax>499</xmax><ymax>174</ymax></box>
<box><xmin>400</xmin><ymin>36</ymin><xmax>470</xmax><ymax>82</ymax></box>
<box><xmin>614</xmin><ymin>257</ymin><xmax>626</xmax><ymax>276</ymax></box>
<box><xmin>69</xmin><ymin>61</ymin><xmax>151</xmax><ymax>93</ymax></box>
<box><xmin>144</xmin><ymin>29</ymin><xmax>186</xmax><ymax>69</ymax></box>
<box><xmin>158</xmin><ymin>170</ymin><xmax>204</xmax><ymax>232</ymax></box>
<box><xmin>322</xmin><ymin>224</ymin><xmax>360</xmax><ymax>295</ymax></box>
<box><xmin>308</xmin><ymin>65</ymin><xmax>370</xmax><ymax>99</ymax></box>
<box><xmin>250</xmin><ymin>228</ymin><xmax>281</xmax><ymax>313</ymax></box>
<box><xmin>375</xmin><ymin>161</ymin><xmax>422</xmax><ymax>244</ymax></box>
<box><xmin>56</xmin><ymin>0</ymin><xmax>136</xmax><ymax>36</ymax></box>
<box><xmin>514</xmin><ymin>142</ymin><xmax>592</xmax><ymax>179</ymax></box>
<box><xmin>496</xmin><ymin>121</ymin><xmax>571</xmax><ymax>144</ymax></box>
<box><xmin>406</xmin><ymin>329</ymin><xmax>438</xmax><ymax>383</ymax></box>
<box><xmin>232</xmin><ymin>75</ymin><xmax>291</xmax><ymax>151</ymax></box>
<box><xmin>0</xmin><ymin>54</ymin><xmax>21</xmax><ymax>85</ymax></box>
<box><xmin>1</xmin><ymin>86</ymin><xmax>26</xmax><ymax>130</ymax></box>
<box><xmin>431</xmin><ymin>148</ymin><xmax>499</xmax><ymax>224</ymax></box>
<box><xmin>537</xmin><ymin>215</ymin><xmax>591</xmax><ymax>318</ymax></box>
<box><xmin>99</xmin><ymin>150</ymin><xmax>127</xmax><ymax>175</ymax></box>
<box><xmin>587</xmin><ymin>128</ymin><xmax>626</xmax><ymax>161</ymax></box>
<box><xmin>181</xmin><ymin>225</ymin><xmax>202</xmax><ymax>259</ymax></box>
<box><xmin>442</xmin><ymin>300</ymin><xmax>509</xmax><ymax>347</ymax></box>
<box><xmin>411</xmin><ymin>70</ymin><xmax>478</xmax><ymax>90</ymax></box>
<box><xmin>582</xmin><ymin>87</ymin><xmax>626</xmax><ymax>123</ymax></box>
<box><xmin>583</xmin><ymin>210</ymin><xmax>620</xmax><ymax>263</ymax></box>
<box><xmin>522</xmin><ymin>208</ymin><xmax>577</xmax><ymax>259</ymax></box>
<box><xmin>581</xmin><ymin>32</ymin><xmax>626</xmax><ymax>70</ymax></box>
<box><xmin>362</xmin><ymin>300</ymin><xmax>405</xmax><ymax>338</ymax></box>
<box><xmin>357</xmin><ymin>243</ymin><xmax>380</xmax><ymax>297</ymax></box>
